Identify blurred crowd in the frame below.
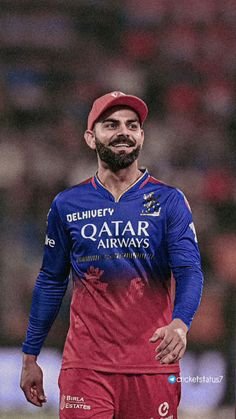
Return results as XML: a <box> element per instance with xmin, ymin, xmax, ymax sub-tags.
<box><xmin>0</xmin><ymin>0</ymin><xmax>235</xmax><ymax>405</ymax></box>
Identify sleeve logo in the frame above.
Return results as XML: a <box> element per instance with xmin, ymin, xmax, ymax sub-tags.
<box><xmin>45</xmin><ymin>234</ymin><xmax>56</xmax><ymax>248</ymax></box>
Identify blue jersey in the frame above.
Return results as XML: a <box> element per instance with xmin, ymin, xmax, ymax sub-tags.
<box><xmin>23</xmin><ymin>169</ymin><xmax>203</xmax><ymax>373</ymax></box>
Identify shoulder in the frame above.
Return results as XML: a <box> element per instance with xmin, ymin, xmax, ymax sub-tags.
<box><xmin>52</xmin><ymin>177</ymin><xmax>94</xmax><ymax>208</ymax></box>
<box><xmin>146</xmin><ymin>174</ymin><xmax>191</xmax><ymax>211</ymax></box>
<box><xmin>147</xmin><ymin>174</ymin><xmax>182</xmax><ymax>197</ymax></box>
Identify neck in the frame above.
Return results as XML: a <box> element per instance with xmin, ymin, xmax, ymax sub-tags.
<box><xmin>97</xmin><ymin>162</ymin><xmax>142</xmax><ymax>201</ymax></box>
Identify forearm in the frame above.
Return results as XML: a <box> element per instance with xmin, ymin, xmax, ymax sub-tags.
<box><xmin>22</xmin><ymin>274</ymin><xmax>69</xmax><ymax>355</ymax></box>
<box><xmin>172</xmin><ymin>265</ymin><xmax>204</xmax><ymax>329</ymax></box>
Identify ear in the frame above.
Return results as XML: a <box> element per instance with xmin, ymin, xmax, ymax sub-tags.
<box><xmin>84</xmin><ymin>130</ymin><xmax>96</xmax><ymax>150</ymax></box>
<box><xmin>140</xmin><ymin>128</ymin><xmax>144</xmax><ymax>146</ymax></box>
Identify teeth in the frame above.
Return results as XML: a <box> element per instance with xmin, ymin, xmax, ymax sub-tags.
<box><xmin>114</xmin><ymin>144</ymin><xmax>130</xmax><ymax>147</ymax></box>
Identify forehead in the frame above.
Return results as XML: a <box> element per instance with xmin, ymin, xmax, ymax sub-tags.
<box><xmin>98</xmin><ymin>105</ymin><xmax>140</xmax><ymax>122</ymax></box>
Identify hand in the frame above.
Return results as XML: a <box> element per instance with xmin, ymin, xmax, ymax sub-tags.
<box><xmin>149</xmin><ymin>319</ymin><xmax>188</xmax><ymax>364</ymax></box>
<box><xmin>20</xmin><ymin>354</ymin><xmax>47</xmax><ymax>407</ymax></box>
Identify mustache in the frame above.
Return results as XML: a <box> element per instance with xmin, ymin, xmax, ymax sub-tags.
<box><xmin>109</xmin><ymin>136</ymin><xmax>136</xmax><ymax>147</ymax></box>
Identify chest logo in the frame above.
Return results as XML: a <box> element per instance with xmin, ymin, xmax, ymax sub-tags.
<box><xmin>141</xmin><ymin>192</ymin><xmax>161</xmax><ymax>217</ymax></box>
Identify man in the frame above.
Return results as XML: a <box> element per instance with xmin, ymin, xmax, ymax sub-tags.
<box><xmin>21</xmin><ymin>91</ymin><xmax>203</xmax><ymax>418</ymax></box>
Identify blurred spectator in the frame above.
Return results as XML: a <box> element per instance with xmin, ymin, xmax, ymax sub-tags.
<box><xmin>210</xmin><ymin>234</ymin><xmax>236</xmax><ymax>286</ymax></box>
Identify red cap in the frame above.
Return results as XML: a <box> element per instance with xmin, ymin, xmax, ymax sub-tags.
<box><xmin>87</xmin><ymin>91</ymin><xmax>148</xmax><ymax>130</ymax></box>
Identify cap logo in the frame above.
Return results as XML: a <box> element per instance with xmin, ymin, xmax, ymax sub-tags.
<box><xmin>111</xmin><ymin>91</ymin><xmax>126</xmax><ymax>98</ymax></box>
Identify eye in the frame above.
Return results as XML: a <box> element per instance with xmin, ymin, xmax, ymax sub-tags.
<box><xmin>103</xmin><ymin>122</ymin><xmax>117</xmax><ymax>129</ymax></box>
<box><xmin>128</xmin><ymin>122</ymin><xmax>139</xmax><ymax>130</ymax></box>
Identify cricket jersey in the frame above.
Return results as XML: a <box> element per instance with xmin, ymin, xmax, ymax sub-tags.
<box><xmin>23</xmin><ymin>169</ymin><xmax>203</xmax><ymax>373</ymax></box>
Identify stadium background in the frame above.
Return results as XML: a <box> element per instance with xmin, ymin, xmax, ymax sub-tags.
<box><xmin>0</xmin><ymin>0</ymin><xmax>235</xmax><ymax>418</ymax></box>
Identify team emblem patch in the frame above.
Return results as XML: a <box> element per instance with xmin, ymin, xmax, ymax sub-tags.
<box><xmin>141</xmin><ymin>192</ymin><xmax>161</xmax><ymax>217</ymax></box>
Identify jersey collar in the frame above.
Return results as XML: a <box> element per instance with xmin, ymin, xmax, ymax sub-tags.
<box><xmin>92</xmin><ymin>169</ymin><xmax>149</xmax><ymax>202</ymax></box>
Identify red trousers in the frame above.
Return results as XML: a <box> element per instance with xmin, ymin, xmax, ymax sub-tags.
<box><xmin>58</xmin><ymin>368</ymin><xmax>181</xmax><ymax>419</ymax></box>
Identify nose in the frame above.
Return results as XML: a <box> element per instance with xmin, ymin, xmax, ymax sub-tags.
<box><xmin>117</xmin><ymin>123</ymin><xmax>130</xmax><ymax>137</ymax></box>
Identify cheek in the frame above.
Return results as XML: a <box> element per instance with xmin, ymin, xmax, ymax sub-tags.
<box><xmin>96</xmin><ymin>129</ymin><xmax>111</xmax><ymax>141</ymax></box>
<box><xmin>137</xmin><ymin>134</ymin><xmax>144</xmax><ymax>147</ymax></box>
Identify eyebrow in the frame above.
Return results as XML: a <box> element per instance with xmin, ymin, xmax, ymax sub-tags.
<box><xmin>102</xmin><ymin>118</ymin><xmax>139</xmax><ymax>124</ymax></box>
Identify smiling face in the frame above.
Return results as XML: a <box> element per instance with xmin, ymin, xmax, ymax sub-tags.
<box><xmin>84</xmin><ymin>106</ymin><xmax>144</xmax><ymax>172</ymax></box>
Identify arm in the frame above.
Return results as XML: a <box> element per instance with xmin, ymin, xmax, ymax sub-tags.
<box><xmin>150</xmin><ymin>190</ymin><xmax>203</xmax><ymax>364</ymax></box>
<box><xmin>20</xmin><ymin>354</ymin><xmax>46</xmax><ymax>407</ymax></box>
<box><xmin>20</xmin><ymin>196</ymin><xmax>71</xmax><ymax>406</ymax></box>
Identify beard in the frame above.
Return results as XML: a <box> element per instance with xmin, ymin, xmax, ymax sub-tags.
<box><xmin>95</xmin><ymin>136</ymin><xmax>141</xmax><ymax>171</ymax></box>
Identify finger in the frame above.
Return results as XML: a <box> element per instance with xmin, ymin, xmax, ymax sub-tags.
<box><xmin>35</xmin><ymin>382</ymin><xmax>47</xmax><ymax>403</ymax></box>
<box><xmin>31</xmin><ymin>388</ymin><xmax>37</xmax><ymax>397</ymax></box>
<box><xmin>156</xmin><ymin>340</ymin><xmax>179</xmax><ymax>361</ymax></box>
<box><xmin>160</xmin><ymin>344</ymin><xmax>182</xmax><ymax>364</ymax></box>
<box><xmin>23</xmin><ymin>386</ymin><xmax>43</xmax><ymax>407</ymax></box>
<box><xmin>155</xmin><ymin>334</ymin><xmax>173</xmax><ymax>353</ymax></box>
<box><xmin>156</xmin><ymin>330</ymin><xmax>184</xmax><ymax>353</ymax></box>
<box><xmin>31</xmin><ymin>394</ymin><xmax>44</xmax><ymax>407</ymax></box>
<box><xmin>149</xmin><ymin>328</ymin><xmax>165</xmax><ymax>343</ymax></box>
<box><xmin>161</xmin><ymin>337</ymin><xmax>187</xmax><ymax>364</ymax></box>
